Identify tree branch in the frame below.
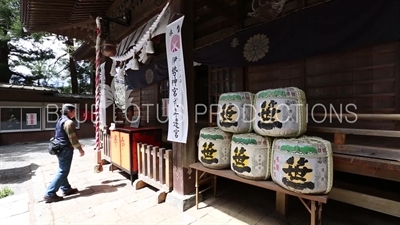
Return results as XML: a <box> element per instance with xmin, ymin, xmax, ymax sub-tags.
<box><xmin>51</xmin><ymin>52</ymin><xmax>68</xmax><ymax>70</ymax></box>
<box><xmin>56</xmin><ymin>64</ymin><xmax>69</xmax><ymax>75</ymax></box>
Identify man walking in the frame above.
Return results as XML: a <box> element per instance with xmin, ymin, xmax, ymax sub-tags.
<box><xmin>44</xmin><ymin>104</ymin><xmax>85</xmax><ymax>203</ymax></box>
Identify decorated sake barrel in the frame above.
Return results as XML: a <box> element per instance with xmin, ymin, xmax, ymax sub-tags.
<box><xmin>270</xmin><ymin>136</ymin><xmax>333</xmax><ymax>194</ymax></box>
<box><xmin>230</xmin><ymin>133</ymin><xmax>272</xmax><ymax>180</ymax></box>
<box><xmin>198</xmin><ymin>127</ymin><xmax>233</xmax><ymax>169</ymax></box>
<box><xmin>253</xmin><ymin>87</ymin><xmax>307</xmax><ymax>137</ymax></box>
<box><xmin>217</xmin><ymin>92</ymin><xmax>254</xmax><ymax>134</ymax></box>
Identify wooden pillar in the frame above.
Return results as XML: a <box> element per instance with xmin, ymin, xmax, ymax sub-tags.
<box><xmin>95</xmin><ymin>57</ymin><xmax>114</xmax><ymax>166</ymax></box>
<box><xmin>104</xmin><ymin>57</ymin><xmax>115</xmax><ymax>130</ymax></box>
<box><xmin>171</xmin><ymin>0</ymin><xmax>196</xmax><ymax>195</ymax></box>
<box><xmin>395</xmin><ymin>41</ymin><xmax>400</xmax><ymax>130</ymax></box>
<box><xmin>276</xmin><ymin>192</ymin><xmax>289</xmax><ymax>216</ymax></box>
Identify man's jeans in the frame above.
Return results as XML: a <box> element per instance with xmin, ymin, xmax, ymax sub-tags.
<box><xmin>45</xmin><ymin>147</ymin><xmax>74</xmax><ymax>197</ymax></box>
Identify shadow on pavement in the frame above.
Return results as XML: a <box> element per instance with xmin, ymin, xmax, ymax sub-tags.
<box><xmin>63</xmin><ymin>183</ymin><xmax>127</xmax><ymax>201</ymax></box>
<box><xmin>0</xmin><ymin>138</ymin><xmax>95</xmax><ymax>159</ymax></box>
<box><xmin>0</xmin><ymin>163</ymin><xmax>39</xmax><ymax>184</ymax></box>
<box><xmin>101</xmin><ymin>179</ymin><xmax>126</xmax><ymax>184</ymax></box>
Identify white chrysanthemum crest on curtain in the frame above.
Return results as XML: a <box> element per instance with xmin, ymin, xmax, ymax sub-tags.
<box><xmin>243</xmin><ymin>34</ymin><xmax>270</xmax><ymax>62</ymax></box>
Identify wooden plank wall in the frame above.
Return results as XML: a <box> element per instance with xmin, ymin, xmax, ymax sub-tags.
<box><xmin>395</xmin><ymin>42</ymin><xmax>400</xmax><ymax>133</ymax></box>
<box><xmin>130</xmin><ymin>84</ymin><xmax>158</xmax><ymax>127</ymax></box>
<box><xmin>247</xmin><ymin>41</ymin><xmax>400</xmax><ymax>182</ymax></box>
<box><xmin>128</xmin><ymin>84</ymin><xmax>159</xmax><ymax>127</ymax></box>
<box><xmin>248</xmin><ymin>42</ymin><xmax>398</xmax><ymax>133</ymax></box>
<box><xmin>129</xmin><ymin>89</ymin><xmax>141</xmax><ymax>117</ymax></box>
<box><xmin>248</xmin><ymin>59</ymin><xmax>305</xmax><ymax>91</ymax></box>
<box><xmin>140</xmin><ymin>84</ymin><xmax>158</xmax><ymax>126</ymax></box>
<box><xmin>305</xmin><ymin>42</ymin><xmax>396</xmax><ymax>129</ymax></box>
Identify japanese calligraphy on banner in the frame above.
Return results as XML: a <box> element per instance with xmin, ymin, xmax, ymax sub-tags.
<box><xmin>166</xmin><ymin>16</ymin><xmax>188</xmax><ymax>143</ymax></box>
<box><xmin>26</xmin><ymin>113</ymin><xmax>37</xmax><ymax>126</ymax></box>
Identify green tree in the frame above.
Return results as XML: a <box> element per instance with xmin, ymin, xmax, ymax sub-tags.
<box><xmin>0</xmin><ymin>0</ymin><xmax>93</xmax><ymax>93</ymax></box>
<box><xmin>0</xmin><ymin>0</ymin><xmax>55</xmax><ymax>84</ymax></box>
<box><xmin>76</xmin><ymin>61</ymin><xmax>94</xmax><ymax>94</ymax></box>
<box><xmin>58</xmin><ymin>61</ymin><xmax>93</xmax><ymax>94</ymax></box>
<box><xmin>52</xmin><ymin>36</ymin><xmax>93</xmax><ymax>94</ymax></box>
<box><xmin>8</xmin><ymin>39</ymin><xmax>56</xmax><ymax>85</ymax></box>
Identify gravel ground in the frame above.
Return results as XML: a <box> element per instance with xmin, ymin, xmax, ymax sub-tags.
<box><xmin>0</xmin><ymin>139</ymin><xmax>95</xmax><ymax>196</ymax></box>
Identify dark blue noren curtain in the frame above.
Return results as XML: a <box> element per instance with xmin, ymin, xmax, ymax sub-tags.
<box><xmin>125</xmin><ymin>58</ymin><xmax>168</xmax><ymax>90</ymax></box>
<box><xmin>125</xmin><ymin>0</ymin><xmax>400</xmax><ymax>88</ymax></box>
<box><xmin>193</xmin><ymin>0</ymin><xmax>400</xmax><ymax>67</ymax></box>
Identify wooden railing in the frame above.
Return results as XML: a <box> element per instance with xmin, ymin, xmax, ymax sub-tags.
<box><xmin>312</xmin><ymin>113</ymin><xmax>400</xmax><ymax>121</ymax></box>
<box><xmin>133</xmin><ymin>143</ymin><xmax>173</xmax><ymax>203</ymax></box>
<box><xmin>308</xmin><ymin>113</ymin><xmax>400</xmax><ymax>165</ymax></box>
<box><xmin>307</xmin><ymin>113</ymin><xmax>400</xmax><ymax>218</ymax></box>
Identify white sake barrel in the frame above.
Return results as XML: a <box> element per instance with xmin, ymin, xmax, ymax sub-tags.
<box><xmin>271</xmin><ymin>136</ymin><xmax>333</xmax><ymax>194</ymax></box>
<box><xmin>198</xmin><ymin>127</ymin><xmax>232</xmax><ymax>169</ymax></box>
<box><xmin>253</xmin><ymin>87</ymin><xmax>307</xmax><ymax>137</ymax></box>
<box><xmin>230</xmin><ymin>133</ymin><xmax>272</xmax><ymax>180</ymax></box>
<box><xmin>217</xmin><ymin>92</ymin><xmax>254</xmax><ymax>134</ymax></box>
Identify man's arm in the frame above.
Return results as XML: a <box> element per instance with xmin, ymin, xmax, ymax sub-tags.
<box><xmin>63</xmin><ymin>120</ymin><xmax>82</xmax><ymax>150</ymax></box>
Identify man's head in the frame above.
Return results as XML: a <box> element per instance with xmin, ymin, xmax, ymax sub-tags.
<box><xmin>62</xmin><ymin>104</ymin><xmax>76</xmax><ymax>119</ymax></box>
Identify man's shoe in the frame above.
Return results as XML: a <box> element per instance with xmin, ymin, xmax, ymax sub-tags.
<box><xmin>63</xmin><ymin>188</ymin><xmax>79</xmax><ymax>196</ymax></box>
<box><xmin>44</xmin><ymin>195</ymin><xmax>63</xmax><ymax>203</ymax></box>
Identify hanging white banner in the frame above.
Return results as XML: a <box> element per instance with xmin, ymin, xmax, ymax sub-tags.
<box><xmin>166</xmin><ymin>16</ymin><xmax>188</xmax><ymax>143</ymax></box>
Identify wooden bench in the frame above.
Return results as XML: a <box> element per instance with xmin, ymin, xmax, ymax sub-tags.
<box><xmin>190</xmin><ymin>162</ymin><xmax>328</xmax><ymax>225</ymax></box>
<box><xmin>307</xmin><ymin>114</ymin><xmax>400</xmax><ymax>217</ymax></box>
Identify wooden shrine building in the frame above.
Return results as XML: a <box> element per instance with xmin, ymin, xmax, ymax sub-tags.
<box><xmin>0</xmin><ymin>83</ymin><xmax>94</xmax><ymax>145</ymax></box>
<box><xmin>21</xmin><ymin>0</ymin><xmax>400</xmax><ymax>218</ymax></box>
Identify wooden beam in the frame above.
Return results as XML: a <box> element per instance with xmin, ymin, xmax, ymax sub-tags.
<box><xmin>31</xmin><ymin>20</ymin><xmax>94</xmax><ymax>34</ymax></box>
<box><xmin>395</xmin><ymin>41</ymin><xmax>400</xmax><ymax>130</ymax></box>
<box><xmin>198</xmin><ymin>0</ymin><xmax>239</xmax><ymax>24</ymax></box>
<box><xmin>106</xmin><ymin>0</ymin><xmax>125</xmax><ymax>15</ymax></box>
<box><xmin>276</xmin><ymin>192</ymin><xmax>289</xmax><ymax>216</ymax></box>
<box><xmin>62</xmin><ymin>20</ymin><xmax>94</xmax><ymax>31</ymax></box>
<box><xmin>190</xmin><ymin>162</ymin><xmax>328</xmax><ymax>203</ymax></box>
<box><xmin>307</xmin><ymin>126</ymin><xmax>400</xmax><ymax>138</ymax></box>
<box><xmin>311</xmin><ymin>113</ymin><xmax>400</xmax><ymax>121</ymax></box>
<box><xmin>333</xmin><ymin>144</ymin><xmax>400</xmax><ymax>162</ymax></box>
<box><xmin>170</xmin><ymin>0</ymin><xmax>196</xmax><ymax>195</ymax></box>
<box><xmin>329</xmin><ymin>187</ymin><xmax>400</xmax><ymax>218</ymax></box>
<box><xmin>333</xmin><ymin>181</ymin><xmax>400</xmax><ymax>202</ymax></box>
<box><xmin>333</xmin><ymin>154</ymin><xmax>400</xmax><ymax>182</ymax></box>
<box><xmin>194</xmin><ymin>27</ymin><xmax>235</xmax><ymax>49</ymax></box>
<box><xmin>113</xmin><ymin>0</ymin><xmax>168</xmax><ymax>42</ymax></box>
<box><xmin>195</xmin><ymin>16</ymin><xmax>226</xmax><ymax>32</ymax></box>
<box><xmin>333</xmin><ymin>133</ymin><xmax>346</xmax><ymax>145</ymax></box>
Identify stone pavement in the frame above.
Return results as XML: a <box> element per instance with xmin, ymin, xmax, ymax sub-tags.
<box><xmin>0</xmin><ymin>139</ymin><xmax>399</xmax><ymax>225</ymax></box>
